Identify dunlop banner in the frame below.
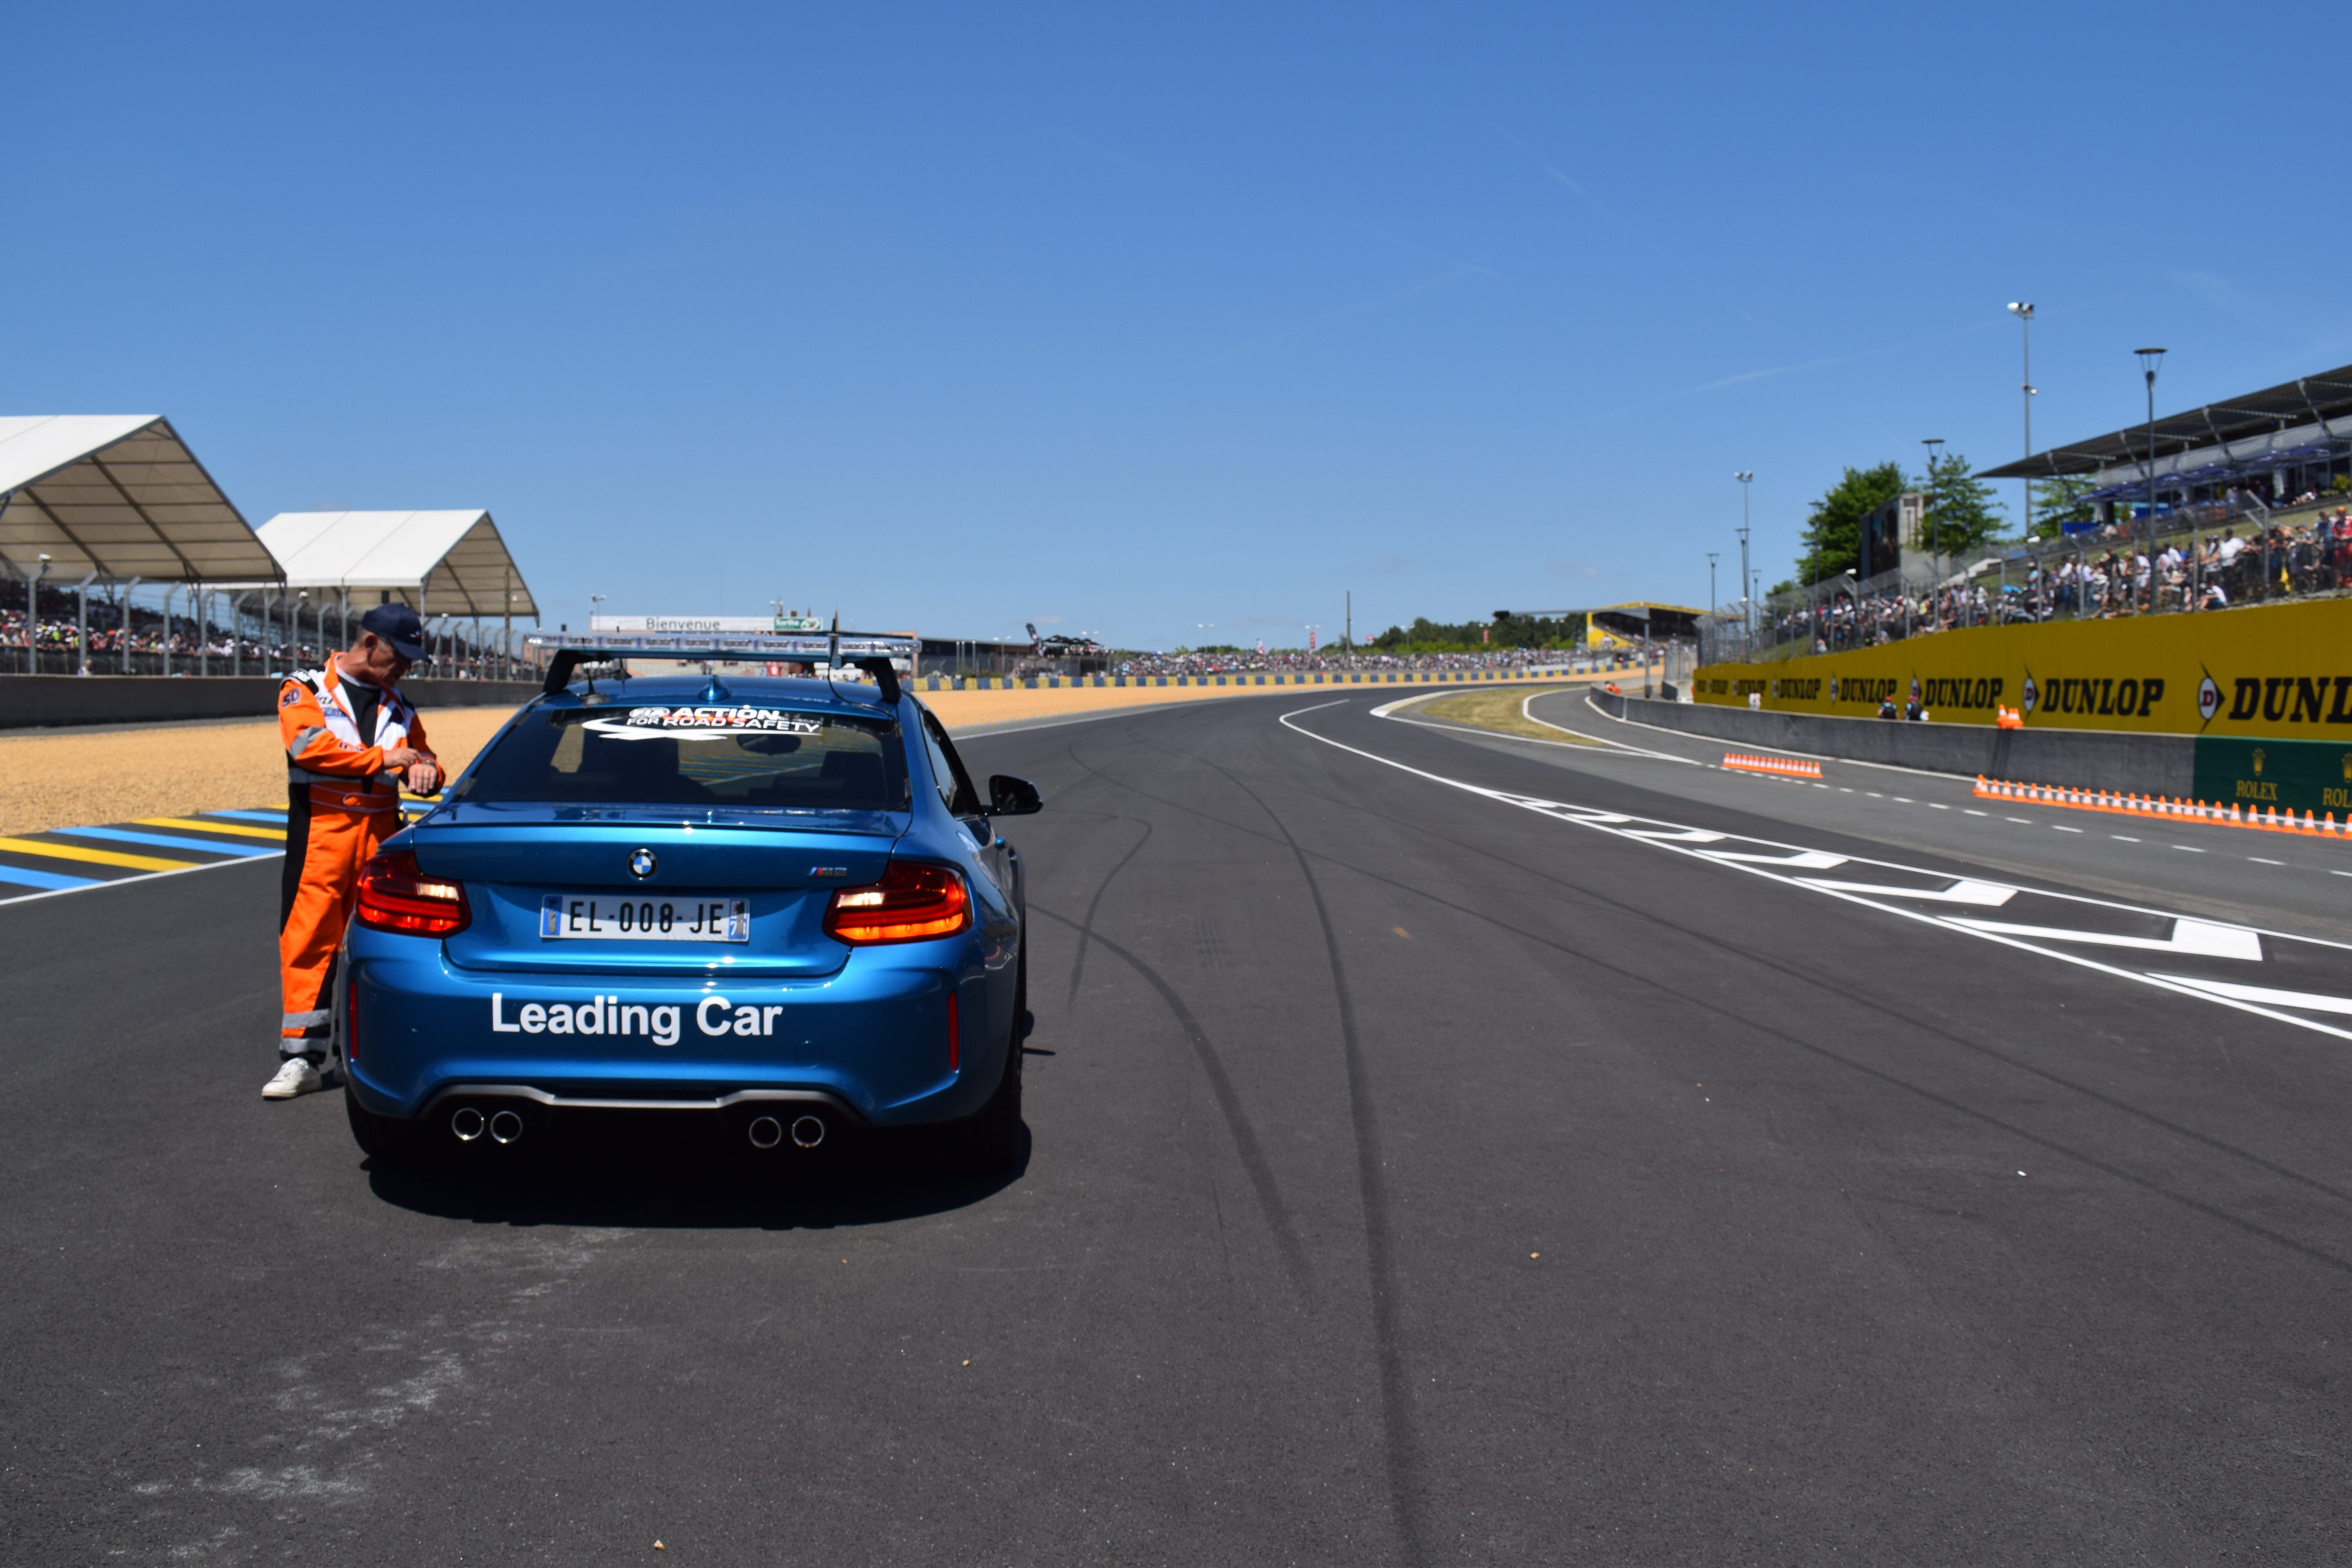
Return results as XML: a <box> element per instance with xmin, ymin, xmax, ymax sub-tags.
<box><xmin>1695</xmin><ymin>597</ymin><xmax>2352</xmax><ymax>739</ymax></box>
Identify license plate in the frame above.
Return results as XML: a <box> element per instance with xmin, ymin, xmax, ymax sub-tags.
<box><xmin>539</xmin><ymin>895</ymin><xmax>750</xmax><ymax>943</ymax></box>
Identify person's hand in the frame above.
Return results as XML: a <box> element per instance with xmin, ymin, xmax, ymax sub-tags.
<box><xmin>382</xmin><ymin>744</ymin><xmax>422</xmax><ymax>772</ymax></box>
<box><xmin>404</xmin><ymin>758</ymin><xmax>443</xmax><ymax>795</ymax></box>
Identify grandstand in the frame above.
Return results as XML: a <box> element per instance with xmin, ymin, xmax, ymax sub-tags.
<box><xmin>1696</xmin><ymin>364</ymin><xmax>2352</xmax><ymax>668</ymax></box>
<box><xmin>1498</xmin><ymin>601</ymin><xmax>1702</xmax><ymax>651</ymax></box>
<box><xmin>250</xmin><ymin>510</ymin><xmax>538</xmax><ymax>678</ymax></box>
<box><xmin>1985</xmin><ymin>362</ymin><xmax>2352</xmax><ymax>525</ymax></box>
<box><xmin>1</xmin><ymin>416</ymin><xmax>281</xmax><ymax>676</ymax></box>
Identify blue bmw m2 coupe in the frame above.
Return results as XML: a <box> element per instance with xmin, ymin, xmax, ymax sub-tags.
<box><xmin>334</xmin><ymin>641</ymin><xmax>1039</xmax><ymax>1172</ymax></box>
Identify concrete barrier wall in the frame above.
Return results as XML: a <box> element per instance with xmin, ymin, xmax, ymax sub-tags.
<box><xmin>1592</xmin><ymin>690</ymin><xmax>2199</xmax><ymax>797</ymax></box>
<box><xmin>0</xmin><ymin>676</ymin><xmax>544</xmax><ymax>730</ymax></box>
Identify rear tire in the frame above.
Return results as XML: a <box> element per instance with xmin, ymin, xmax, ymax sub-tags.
<box><xmin>345</xmin><ymin>1086</ymin><xmax>416</xmax><ymax>1167</ymax></box>
<box><xmin>954</xmin><ymin>946</ymin><xmax>1026</xmax><ymax>1174</ymax></box>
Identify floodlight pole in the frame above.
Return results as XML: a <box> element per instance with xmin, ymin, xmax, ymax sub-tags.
<box><xmin>128</xmin><ymin>578</ymin><xmax>145</xmax><ymax>674</ymax></box>
<box><xmin>74</xmin><ymin>573</ymin><xmax>95</xmax><ymax>676</ymax></box>
<box><xmin>2137</xmin><ymin>348</ymin><xmax>2167</xmax><ymax>613</ymax></box>
<box><xmin>2008</xmin><ymin>303</ymin><xmax>2036</xmax><ymax>536</ymax></box>
<box><xmin>1733</xmin><ymin>472</ymin><xmax>1754</xmax><ymax>652</ymax></box>
<box><xmin>23</xmin><ymin>554</ymin><xmax>49</xmax><ymax>675</ymax></box>
<box><xmin>1921</xmin><ymin>439</ymin><xmax>1945</xmax><ymax>622</ymax></box>
<box><xmin>1706</xmin><ymin>552</ymin><xmax>1719</xmax><ymax>616</ymax></box>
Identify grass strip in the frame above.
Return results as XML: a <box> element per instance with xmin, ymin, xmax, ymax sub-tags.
<box><xmin>1409</xmin><ymin>687</ymin><xmax>1612</xmax><ymax>746</ymax></box>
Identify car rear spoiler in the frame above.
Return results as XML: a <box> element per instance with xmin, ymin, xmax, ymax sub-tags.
<box><xmin>527</xmin><ymin>633</ymin><xmax>917</xmax><ymax>699</ymax></box>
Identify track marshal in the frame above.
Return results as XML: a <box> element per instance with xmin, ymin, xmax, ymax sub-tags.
<box><xmin>263</xmin><ymin>603</ymin><xmax>442</xmax><ymax>1100</ymax></box>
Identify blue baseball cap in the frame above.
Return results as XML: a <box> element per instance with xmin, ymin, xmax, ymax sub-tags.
<box><xmin>359</xmin><ymin>602</ymin><xmax>427</xmax><ymax>659</ymax></box>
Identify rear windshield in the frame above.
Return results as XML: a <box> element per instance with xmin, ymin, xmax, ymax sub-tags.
<box><xmin>458</xmin><ymin>704</ymin><xmax>910</xmax><ymax>811</ymax></box>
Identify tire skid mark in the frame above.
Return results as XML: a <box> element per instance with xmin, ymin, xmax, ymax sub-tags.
<box><xmin>1053</xmin><ymin>751</ymin><xmax>1156</xmax><ymax>1009</ymax></box>
<box><xmin>1104</xmin><ymin>717</ymin><xmax>1431</xmax><ymax>1567</ymax></box>
<box><xmin>1027</xmin><ymin>902</ymin><xmax>1316</xmax><ymax>1300</ymax></box>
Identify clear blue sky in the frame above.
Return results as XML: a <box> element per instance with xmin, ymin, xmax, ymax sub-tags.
<box><xmin>12</xmin><ymin>2</ymin><xmax>2350</xmax><ymax>650</ymax></box>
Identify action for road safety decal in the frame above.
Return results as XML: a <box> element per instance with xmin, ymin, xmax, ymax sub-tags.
<box><xmin>1694</xmin><ymin>596</ymin><xmax>2352</xmax><ymax>738</ymax></box>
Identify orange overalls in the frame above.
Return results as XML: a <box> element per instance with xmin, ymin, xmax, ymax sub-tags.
<box><xmin>277</xmin><ymin>662</ymin><xmax>434</xmax><ymax>1055</ymax></box>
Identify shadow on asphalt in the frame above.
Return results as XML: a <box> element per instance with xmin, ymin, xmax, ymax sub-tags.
<box><xmin>363</xmin><ymin>1121</ymin><xmax>1029</xmax><ymax>1229</ymax></box>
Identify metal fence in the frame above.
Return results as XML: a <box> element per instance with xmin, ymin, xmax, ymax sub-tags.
<box><xmin>1699</xmin><ymin>495</ymin><xmax>2352</xmax><ymax>666</ymax></box>
<box><xmin>0</xmin><ymin>584</ymin><xmax>535</xmax><ymax>681</ymax></box>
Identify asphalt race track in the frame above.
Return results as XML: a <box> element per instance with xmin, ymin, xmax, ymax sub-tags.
<box><xmin>8</xmin><ymin>692</ymin><xmax>2351</xmax><ymax>1563</ymax></box>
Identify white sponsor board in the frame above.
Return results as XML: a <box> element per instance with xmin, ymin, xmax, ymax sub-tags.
<box><xmin>592</xmin><ymin>615</ymin><xmax>813</xmax><ymax>633</ymax></box>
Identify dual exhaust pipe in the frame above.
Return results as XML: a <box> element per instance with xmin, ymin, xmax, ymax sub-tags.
<box><xmin>450</xmin><ymin>1105</ymin><xmax>525</xmax><ymax>1145</ymax></box>
<box><xmin>747</xmin><ymin>1113</ymin><xmax>827</xmax><ymax>1151</ymax></box>
<box><xmin>445</xmin><ymin>1103</ymin><xmax>827</xmax><ymax>1151</ymax></box>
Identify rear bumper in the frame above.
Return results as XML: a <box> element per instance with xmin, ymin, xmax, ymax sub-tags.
<box><xmin>420</xmin><ymin>1083</ymin><xmax>863</xmax><ymax>1120</ymax></box>
<box><xmin>341</xmin><ymin>926</ymin><xmax>1006</xmax><ymax>1126</ymax></box>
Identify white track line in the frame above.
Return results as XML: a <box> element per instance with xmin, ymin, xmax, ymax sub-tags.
<box><xmin>1276</xmin><ymin>702</ymin><xmax>2352</xmax><ymax>1042</ymax></box>
<box><xmin>1570</xmin><ymin>691</ymin><xmax>1982</xmax><ymax>782</ymax></box>
<box><xmin>0</xmin><ymin>850</ymin><xmax>278</xmax><ymax>910</ymax></box>
<box><xmin>1365</xmin><ymin>688</ymin><xmax>1692</xmax><ymax>761</ymax></box>
<box><xmin>1515</xmin><ymin>690</ymin><xmax>1698</xmax><ymax>761</ymax></box>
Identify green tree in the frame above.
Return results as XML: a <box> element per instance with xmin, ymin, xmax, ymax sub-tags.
<box><xmin>1918</xmin><ymin>450</ymin><xmax>2006</xmax><ymax>558</ymax></box>
<box><xmin>1794</xmin><ymin>462</ymin><xmax>1907</xmax><ymax>584</ymax></box>
<box><xmin>1364</xmin><ymin>613</ymin><xmax>1585</xmax><ymax>652</ymax></box>
<box><xmin>2026</xmin><ymin>473</ymin><xmax>2098</xmax><ymax>539</ymax></box>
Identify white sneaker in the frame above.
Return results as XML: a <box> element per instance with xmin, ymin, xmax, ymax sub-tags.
<box><xmin>262</xmin><ymin>1057</ymin><xmax>324</xmax><ymax>1100</ymax></box>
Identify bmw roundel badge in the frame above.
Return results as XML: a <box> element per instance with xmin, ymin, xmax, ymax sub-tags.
<box><xmin>628</xmin><ymin>848</ymin><xmax>658</xmax><ymax>880</ymax></box>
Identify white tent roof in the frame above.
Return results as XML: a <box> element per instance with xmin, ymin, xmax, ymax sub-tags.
<box><xmin>0</xmin><ymin>415</ymin><xmax>279</xmax><ymax>582</ymax></box>
<box><xmin>256</xmin><ymin>510</ymin><xmax>538</xmax><ymax>619</ymax></box>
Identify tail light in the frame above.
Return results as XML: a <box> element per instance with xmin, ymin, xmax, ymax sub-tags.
<box><xmin>946</xmin><ymin>991</ymin><xmax>960</xmax><ymax>1071</ymax></box>
<box><xmin>356</xmin><ymin>849</ymin><xmax>471</xmax><ymax>935</ymax></box>
<box><xmin>823</xmin><ymin>862</ymin><xmax>970</xmax><ymax>944</ymax></box>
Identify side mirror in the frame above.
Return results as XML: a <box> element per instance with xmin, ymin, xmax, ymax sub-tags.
<box><xmin>985</xmin><ymin>774</ymin><xmax>1043</xmax><ymax>817</ymax></box>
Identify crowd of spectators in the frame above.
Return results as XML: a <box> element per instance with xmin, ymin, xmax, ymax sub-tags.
<box><xmin>1033</xmin><ymin>644</ymin><xmax>1630</xmax><ymax>681</ymax></box>
<box><xmin>0</xmin><ymin>589</ymin><xmax>506</xmax><ymax>676</ymax></box>
<box><xmin>1749</xmin><ymin>507</ymin><xmax>2352</xmax><ymax>658</ymax></box>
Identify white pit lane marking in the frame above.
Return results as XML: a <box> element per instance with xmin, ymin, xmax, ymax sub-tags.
<box><xmin>2151</xmin><ymin>975</ymin><xmax>2352</xmax><ymax>1016</ymax></box>
<box><xmin>1276</xmin><ymin>702</ymin><xmax>2352</xmax><ymax>1044</ymax></box>
<box><xmin>1798</xmin><ymin>877</ymin><xmax>2017</xmax><ymax>907</ymax></box>
<box><xmin>1697</xmin><ymin>849</ymin><xmax>1848</xmax><ymax>871</ymax></box>
<box><xmin>1944</xmin><ymin>917</ymin><xmax>2264</xmax><ymax>962</ymax></box>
